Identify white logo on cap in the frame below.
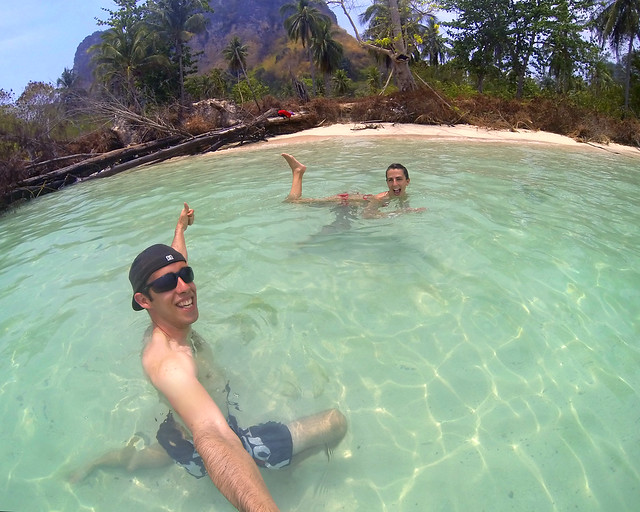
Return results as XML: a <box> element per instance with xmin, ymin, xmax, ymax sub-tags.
<box><xmin>165</xmin><ymin>255</ymin><xmax>174</xmax><ymax>261</ymax></box>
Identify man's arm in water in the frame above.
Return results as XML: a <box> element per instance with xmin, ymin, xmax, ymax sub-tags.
<box><xmin>362</xmin><ymin>198</ymin><xmax>427</xmax><ymax>219</ymax></box>
<box><xmin>171</xmin><ymin>202</ymin><xmax>194</xmax><ymax>260</ymax></box>
<box><xmin>144</xmin><ymin>341</ymin><xmax>280</xmax><ymax>512</ymax></box>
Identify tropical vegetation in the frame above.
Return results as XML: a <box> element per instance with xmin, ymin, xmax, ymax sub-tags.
<box><xmin>2</xmin><ymin>0</ymin><xmax>640</xmax><ymax>203</ymax></box>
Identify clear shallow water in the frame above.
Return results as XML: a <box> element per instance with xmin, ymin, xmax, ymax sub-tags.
<box><xmin>0</xmin><ymin>137</ymin><xmax>639</xmax><ymax>511</ymax></box>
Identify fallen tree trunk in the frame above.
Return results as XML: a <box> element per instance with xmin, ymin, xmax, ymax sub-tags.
<box><xmin>1</xmin><ymin>109</ymin><xmax>306</xmax><ymax>211</ymax></box>
<box><xmin>84</xmin><ymin>123</ymin><xmax>258</xmax><ymax>180</ymax></box>
<box><xmin>19</xmin><ymin>136</ymin><xmax>183</xmax><ymax>186</ymax></box>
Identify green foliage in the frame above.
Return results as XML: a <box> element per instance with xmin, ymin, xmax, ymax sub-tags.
<box><xmin>224</xmin><ymin>36</ymin><xmax>263</xmax><ymax>108</ymax></box>
<box><xmin>223</xmin><ymin>36</ymin><xmax>249</xmax><ymax>76</ymax></box>
<box><xmin>280</xmin><ymin>0</ymin><xmax>331</xmax><ymax>49</ymax></box>
<box><xmin>443</xmin><ymin>0</ymin><xmax>600</xmax><ymax>99</ymax></box>
<box><xmin>360</xmin><ymin>0</ymin><xmax>439</xmax><ymax>59</ymax></box>
<box><xmin>365</xmin><ymin>66</ymin><xmax>382</xmax><ymax>94</ymax></box>
<box><xmin>90</xmin><ymin>0</ymin><xmax>211</xmax><ymax>107</ymax></box>
<box><xmin>91</xmin><ymin>21</ymin><xmax>169</xmax><ymax>110</ymax></box>
<box><xmin>593</xmin><ymin>0</ymin><xmax>640</xmax><ymax>111</ymax></box>
<box><xmin>0</xmin><ymin>92</ymin><xmax>20</xmax><ymax>164</ymax></box>
<box><xmin>145</xmin><ymin>0</ymin><xmax>212</xmax><ymax>103</ymax></box>
<box><xmin>96</xmin><ymin>0</ymin><xmax>147</xmax><ymax>28</ymax></box>
<box><xmin>571</xmin><ymin>84</ymin><xmax>626</xmax><ymax>114</ymax></box>
<box><xmin>281</xmin><ymin>0</ymin><xmax>333</xmax><ymax>96</ymax></box>
<box><xmin>0</xmin><ymin>81</ymin><xmax>72</xmax><ymax>168</ymax></box>
<box><xmin>185</xmin><ymin>69</ymin><xmax>229</xmax><ymax>100</ymax></box>
<box><xmin>231</xmin><ymin>75</ymin><xmax>270</xmax><ymax>105</ymax></box>
<box><xmin>332</xmin><ymin>69</ymin><xmax>354</xmax><ymax>96</ymax></box>
<box><xmin>311</xmin><ymin>22</ymin><xmax>344</xmax><ymax>75</ymax></box>
<box><xmin>15</xmin><ymin>82</ymin><xmax>59</xmax><ymax>128</ymax></box>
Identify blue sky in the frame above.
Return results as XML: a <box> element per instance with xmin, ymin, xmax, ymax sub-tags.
<box><xmin>0</xmin><ymin>0</ymin><xmax>363</xmax><ymax>98</ymax></box>
<box><xmin>0</xmin><ymin>0</ymin><xmax>106</xmax><ymax>96</ymax></box>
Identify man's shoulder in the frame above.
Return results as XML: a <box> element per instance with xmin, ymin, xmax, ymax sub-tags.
<box><xmin>141</xmin><ymin>328</ymin><xmax>179</xmax><ymax>374</ymax></box>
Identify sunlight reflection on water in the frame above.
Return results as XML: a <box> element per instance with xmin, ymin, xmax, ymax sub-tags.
<box><xmin>0</xmin><ymin>137</ymin><xmax>639</xmax><ymax>511</ymax></box>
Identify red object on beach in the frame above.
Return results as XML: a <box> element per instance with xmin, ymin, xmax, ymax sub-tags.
<box><xmin>278</xmin><ymin>109</ymin><xmax>293</xmax><ymax>118</ymax></box>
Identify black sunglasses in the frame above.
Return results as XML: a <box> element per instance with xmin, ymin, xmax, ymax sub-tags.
<box><xmin>143</xmin><ymin>266</ymin><xmax>194</xmax><ymax>294</ymax></box>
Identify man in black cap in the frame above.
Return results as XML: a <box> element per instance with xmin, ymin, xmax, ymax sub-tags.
<box><xmin>128</xmin><ymin>203</ymin><xmax>346</xmax><ymax>512</ymax></box>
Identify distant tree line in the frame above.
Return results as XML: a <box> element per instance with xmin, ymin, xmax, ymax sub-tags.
<box><xmin>1</xmin><ymin>0</ymin><xmax>639</xmax><ymax>185</ymax></box>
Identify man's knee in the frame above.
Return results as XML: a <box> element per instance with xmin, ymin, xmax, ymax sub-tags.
<box><xmin>326</xmin><ymin>408</ymin><xmax>347</xmax><ymax>442</ymax></box>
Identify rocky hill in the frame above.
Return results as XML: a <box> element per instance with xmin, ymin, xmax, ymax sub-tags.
<box><xmin>73</xmin><ymin>0</ymin><xmax>373</xmax><ymax>91</ymax></box>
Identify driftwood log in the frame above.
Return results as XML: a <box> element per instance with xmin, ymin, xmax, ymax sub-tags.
<box><xmin>1</xmin><ymin>110</ymin><xmax>308</xmax><ymax>211</ymax></box>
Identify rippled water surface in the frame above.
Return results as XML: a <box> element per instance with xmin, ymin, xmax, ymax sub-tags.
<box><xmin>1</xmin><ymin>138</ymin><xmax>639</xmax><ymax>511</ymax></box>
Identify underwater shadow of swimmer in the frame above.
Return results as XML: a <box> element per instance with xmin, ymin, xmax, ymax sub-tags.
<box><xmin>310</xmin><ymin>204</ymin><xmax>359</xmax><ymax>238</ymax></box>
<box><xmin>295</xmin><ymin>203</ymin><xmax>388</xmax><ymax>257</ymax></box>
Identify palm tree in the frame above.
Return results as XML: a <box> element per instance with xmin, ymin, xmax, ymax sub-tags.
<box><xmin>365</xmin><ymin>66</ymin><xmax>382</xmax><ymax>94</ymax></box>
<box><xmin>280</xmin><ymin>0</ymin><xmax>331</xmax><ymax>95</ymax></box>
<box><xmin>334</xmin><ymin>0</ymin><xmax>422</xmax><ymax>91</ymax></box>
<box><xmin>360</xmin><ymin>0</ymin><xmax>394</xmax><ymax>41</ymax></box>
<box><xmin>185</xmin><ymin>69</ymin><xmax>227</xmax><ymax>100</ymax></box>
<box><xmin>57</xmin><ymin>68</ymin><xmax>77</xmax><ymax>89</ymax></box>
<box><xmin>593</xmin><ymin>0</ymin><xmax>640</xmax><ymax>112</ymax></box>
<box><xmin>332</xmin><ymin>69</ymin><xmax>352</xmax><ymax>96</ymax></box>
<box><xmin>146</xmin><ymin>0</ymin><xmax>211</xmax><ymax>105</ymax></box>
<box><xmin>421</xmin><ymin>18</ymin><xmax>447</xmax><ymax>67</ymax></box>
<box><xmin>311</xmin><ymin>22</ymin><xmax>344</xmax><ymax>95</ymax></box>
<box><xmin>91</xmin><ymin>22</ymin><xmax>163</xmax><ymax>110</ymax></box>
<box><xmin>223</xmin><ymin>36</ymin><xmax>260</xmax><ymax>109</ymax></box>
<box><xmin>56</xmin><ymin>67</ymin><xmax>81</xmax><ymax>111</ymax></box>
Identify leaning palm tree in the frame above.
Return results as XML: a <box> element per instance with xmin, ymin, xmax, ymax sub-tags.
<box><xmin>223</xmin><ymin>36</ymin><xmax>260</xmax><ymax>110</ymax></box>
<box><xmin>311</xmin><ymin>22</ymin><xmax>344</xmax><ymax>95</ymax></box>
<box><xmin>280</xmin><ymin>0</ymin><xmax>331</xmax><ymax>95</ymax></box>
<box><xmin>146</xmin><ymin>0</ymin><xmax>211</xmax><ymax>105</ymax></box>
<box><xmin>593</xmin><ymin>0</ymin><xmax>640</xmax><ymax>112</ymax></box>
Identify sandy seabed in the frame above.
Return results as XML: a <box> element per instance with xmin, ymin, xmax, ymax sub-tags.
<box><xmin>254</xmin><ymin>122</ymin><xmax>640</xmax><ymax>159</ymax></box>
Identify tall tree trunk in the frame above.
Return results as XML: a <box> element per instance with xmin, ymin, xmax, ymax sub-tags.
<box><xmin>330</xmin><ymin>0</ymin><xmax>416</xmax><ymax>91</ymax></box>
<box><xmin>240</xmin><ymin>61</ymin><xmax>261</xmax><ymax>111</ymax></box>
<box><xmin>516</xmin><ymin>70</ymin><xmax>525</xmax><ymax>99</ymax></box>
<box><xmin>477</xmin><ymin>73</ymin><xmax>485</xmax><ymax>93</ymax></box>
<box><xmin>388</xmin><ymin>0</ymin><xmax>417</xmax><ymax>92</ymax></box>
<box><xmin>624</xmin><ymin>38</ymin><xmax>633</xmax><ymax>113</ymax></box>
<box><xmin>393</xmin><ymin>57</ymin><xmax>416</xmax><ymax>92</ymax></box>
<box><xmin>308</xmin><ymin>47</ymin><xmax>317</xmax><ymax>96</ymax></box>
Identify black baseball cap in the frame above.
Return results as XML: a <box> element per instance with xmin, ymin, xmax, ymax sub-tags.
<box><xmin>129</xmin><ymin>244</ymin><xmax>186</xmax><ymax>311</ymax></box>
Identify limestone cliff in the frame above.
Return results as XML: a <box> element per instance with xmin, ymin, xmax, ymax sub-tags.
<box><xmin>73</xmin><ymin>0</ymin><xmax>372</xmax><ymax>91</ymax></box>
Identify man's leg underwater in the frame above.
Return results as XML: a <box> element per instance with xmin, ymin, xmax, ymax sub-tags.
<box><xmin>287</xmin><ymin>408</ymin><xmax>347</xmax><ymax>464</ymax></box>
<box><xmin>68</xmin><ymin>437</ymin><xmax>173</xmax><ymax>483</ymax></box>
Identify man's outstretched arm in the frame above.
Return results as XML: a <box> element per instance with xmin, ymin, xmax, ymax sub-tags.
<box><xmin>171</xmin><ymin>202</ymin><xmax>194</xmax><ymax>260</ymax></box>
<box><xmin>148</xmin><ymin>354</ymin><xmax>280</xmax><ymax>512</ymax></box>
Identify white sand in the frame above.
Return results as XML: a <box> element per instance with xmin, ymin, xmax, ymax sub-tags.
<box><xmin>258</xmin><ymin>122</ymin><xmax>640</xmax><ymax>158</ymax></box>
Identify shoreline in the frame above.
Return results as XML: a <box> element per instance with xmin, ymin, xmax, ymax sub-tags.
<box><xmin>248</xmin><ymin>122</ymin><xmax>640</xmax><ymax>159</ymax></box>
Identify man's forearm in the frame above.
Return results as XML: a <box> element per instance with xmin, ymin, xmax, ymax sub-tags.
<box><xmin>171</xmin><ymin>203</ymin><xmax>193</xmax><ymax>260</ymax></box>
<box><xmin>171</xmin><ymin>225</ymin><xmax>188</xmax><ymax>260</ymax></box>
<box><xmin>194</xmin><ymin>430</ymin><xmax>280</xmax><ymax>512</ymax></box>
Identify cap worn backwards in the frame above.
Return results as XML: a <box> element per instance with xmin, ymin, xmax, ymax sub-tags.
<box><xmin>129</xmin><ymin>244</ymin><xmax>186</xmax><ymax>311</ymax></box>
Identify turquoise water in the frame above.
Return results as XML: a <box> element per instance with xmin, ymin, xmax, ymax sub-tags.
<box><xmin>0</xmin><ymin>137</ymin><xmax>639</xmax><ymax>511</ymax></box>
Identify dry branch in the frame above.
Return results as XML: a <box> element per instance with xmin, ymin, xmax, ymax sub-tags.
<box><xmin>1</xmin><ymin>109</ymin><xmax>303</xmax><ymax>211</ymax></box>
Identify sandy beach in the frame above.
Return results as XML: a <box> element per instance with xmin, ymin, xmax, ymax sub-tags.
<box><xmin>258</xmin><ymin>122</ymin><xmax>640</xmax><ymax>159</ymax></box>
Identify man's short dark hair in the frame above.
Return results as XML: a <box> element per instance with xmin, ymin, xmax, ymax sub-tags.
<box><xmin>386</xmin><ymin>163</ymin><xmax>409</xmax><ymax>179</ymax></box>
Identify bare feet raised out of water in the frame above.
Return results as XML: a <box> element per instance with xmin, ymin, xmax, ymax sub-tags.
<box><xmin>282</xmin><ymin>153</ymin><xmax>306</xmax><ymax>201</ymax></box>
<box><xmin>282</xmin><ymin>153</ymin><xmax>306</xmax><ymax>176</ymax></box>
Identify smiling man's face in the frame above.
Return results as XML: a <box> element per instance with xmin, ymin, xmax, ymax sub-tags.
<box><xmin>386</xmin><ymin>168</ymin><xmax>410</xmax><ymax>197</ymax></box>
<box><xmin>139</xmin><ymin>261</ymin><xmax>199</xmax><ymax>328</ymax></box>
